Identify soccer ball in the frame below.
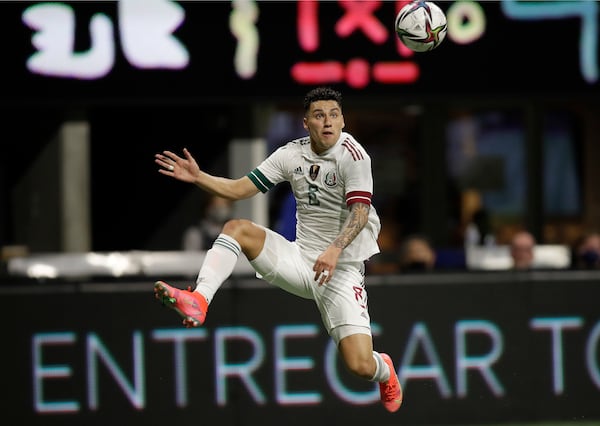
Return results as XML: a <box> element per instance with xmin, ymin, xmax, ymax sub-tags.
<box><xmin>395</xmin><ymin>1</ymin><xmax>447</xmax><ymax>52</ymax></box>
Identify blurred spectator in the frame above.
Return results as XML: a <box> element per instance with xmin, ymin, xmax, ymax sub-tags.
<box><xmin>510</xmin><ymin>230</ymin><xmax>536</xmax><ymax>270</ymax></box>
<box><xmin>464</xmin><ymin>208</ymin><xmax>496</xmax><ymax>247</ymax></box>
<box><xmin>399</xmin><ymin>234</ymin><xmax>436</xmax><ymax>272</ymax></box>
<box><xmin>571</xmin><ymin>231</ymin><xmax>600</xmax><ymax>270</ymax></box>
<box><xmin>182</xmin><ymin>195</ymin><xmax>233</xmax><ymax>251</ymax></box>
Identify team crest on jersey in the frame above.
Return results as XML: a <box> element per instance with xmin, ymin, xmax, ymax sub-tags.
<box><xmin>309</xmin><ymin>164</ymin><xmax>320</xmax><ymax>180</ymax></box>
<box><xmin>324</xmin><ymin>170</ymin><xmax>338</xmax><ymax>187</ymax></box>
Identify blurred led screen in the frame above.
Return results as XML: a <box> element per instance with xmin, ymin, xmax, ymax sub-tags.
<box><xmin>0</xmin><ymin>0</ymin><xmax>598</xmax><ymax>104</ymax></box>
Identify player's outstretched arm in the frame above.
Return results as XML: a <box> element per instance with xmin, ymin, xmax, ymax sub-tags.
<box><xmin>155</xmin><ymin>148</ymin><xmax>260</xmax><ymax>200</ymax></box>
<box><xmin>313</xmin><ymin>202</ymin><xmax>370</xmax><ymax>286</ymax></box>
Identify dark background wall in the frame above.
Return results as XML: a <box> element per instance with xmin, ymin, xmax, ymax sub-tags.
<box><xmin>2</xmin><ymin>271</ymin><xmax>600</xmax><ymax>425</ymax></box>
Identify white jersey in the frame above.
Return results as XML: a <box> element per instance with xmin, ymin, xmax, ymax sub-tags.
<box><xmin>247</xmin><ymin>131</ymin><xmax>381</xmax><ymax>263</ymax></box>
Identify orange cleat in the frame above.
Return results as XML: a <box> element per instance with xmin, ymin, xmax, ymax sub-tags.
<box><xmin>154</xmin><ymin>280</ymin><xmax>208</xmax><ymax>327</ymax></box>
<box><xmin>379</xmin><ymin>353</ymin><xmax>403</xmax><ymax>413</ymax></box>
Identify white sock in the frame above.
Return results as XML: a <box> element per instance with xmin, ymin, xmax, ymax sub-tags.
<box><xmin>194</xmin><ymin>234</ymin><xmax>241</xmax><ymax>304</ymax></box>
<box><xmin>370</xmin><ymin>351</ymin><xmax>391</xmax><ymax>383</ymax></box>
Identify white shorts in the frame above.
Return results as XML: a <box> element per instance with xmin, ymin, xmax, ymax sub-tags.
<box><xmin>250</xmin><ymin>227</ymin><xmax>372</xmax><ymax>344</ymax></box>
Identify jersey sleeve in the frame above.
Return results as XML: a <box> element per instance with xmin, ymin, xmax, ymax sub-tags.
<box><xmin>246</xmin><ymin>144</ymin><xmax>291</xmax><ymax>193</ymax></box>
<box><xmin>340</xmin><ymin>140</ymin><xmax>374</xmax><ymax>207</ymax></box>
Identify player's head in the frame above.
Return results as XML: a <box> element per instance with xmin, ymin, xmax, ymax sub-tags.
<box><xmin>303</xmin><ymin>87</ymin><xmax>342</xmax><ymax>112</ymax></box>
<box><xmin>303</xmin><ymin>87</ymin><xmax>345</xmax><ymax>154</ymax></box>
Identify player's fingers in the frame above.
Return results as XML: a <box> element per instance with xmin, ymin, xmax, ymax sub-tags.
<box><xmin>164</xmin><ymin>152</ymin><xmax>185</xmax><ymax>169</ymax></box>
<box><xmin>155</xmin><ymin>153</ymin><xmax>176</xmax><ymax>165</ymax></box>
<box><xmin>155</xmin><ymin>159</ymin><xmax>171</xmax><ymax>172</ymax></box>
<box><xmin>162</xmin><ymin>150</ymin><xmax>180</xmax><ymax>161</ymax></box>
<box><xmin>312</xmin><ymin>263</ymin><xmax>320</xmax><ymax>280</ymax></box>
<box><xmin>155</xmin><ymin>158</ymin><xmax>175</xmax><ymax>173</ymax></box>
<box><xmin>316</xmin><ymin>269</ymin><xmax>330</xmax><ymax>286</ymax></box>
<box><xmin>157</xmin><ymin>157</ymin><xmax>171</xmax><ymax>166</ymax></box>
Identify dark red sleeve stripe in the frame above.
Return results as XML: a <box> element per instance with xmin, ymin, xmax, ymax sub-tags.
<box><xmin>346</xmin><ymin>191</ymin><xmax>372</xmax><ymax>206</ymax></box>
<box><xmin>341</xmin><ymin>139</ymin><xmax>364</xmax><ymax>160</ymax></box>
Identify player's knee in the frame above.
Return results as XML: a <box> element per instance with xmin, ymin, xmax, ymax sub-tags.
<box><xmin>222</xmin><ymin>218</ymin><xmax>252</xmax><ymax>235</ymax></box>
<box><xmin>222</xmin><ymin>219</ymin><xmax>263</xmax><ymax>251</ymax></box>
<box><xmin>222</xmin><ymin>219</ymin><xmax>239</xmax><ymax>232</ymax></box>
<box><xmin>223</xmin><ymin>219</ymin><xmax>247</xmax><ymax>238</ymax></box>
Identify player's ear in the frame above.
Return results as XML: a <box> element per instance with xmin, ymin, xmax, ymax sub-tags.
<box><xmin>303</xmin><ymin>117</ymin><xmax>308</xmax><ymax>130</ymax></box>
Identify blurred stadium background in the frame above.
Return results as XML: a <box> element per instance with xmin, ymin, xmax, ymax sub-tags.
<box><xmin>0</xmin><ymin>1</ymin><xmax>599</xmax><ymax>425</ymax></box>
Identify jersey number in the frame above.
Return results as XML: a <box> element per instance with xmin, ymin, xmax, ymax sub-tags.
<box><xmin>308</xmin><ymin>184</ymin><xmax>320</xmax><ymax>206</ymax></box>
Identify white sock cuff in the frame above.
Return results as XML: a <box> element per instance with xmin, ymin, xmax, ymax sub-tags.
<box><xmin>371</xmin><ymin>351</ymin><xmax>391</xmax><ymax>383</ymax></box>
<box><xmin>213</xmin><ymin>233</ymin><xmax>241</xmax><ymax>256</ymax></box>
<box><xmin>194</xmin><ymin>234</ymin><xmax>241</xmax><ymax>304</ymax></box>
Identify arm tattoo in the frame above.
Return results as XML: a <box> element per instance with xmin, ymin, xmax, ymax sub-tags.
<box><xmin>332</xmin><ymin>202</ymin><xmax>370</xmax><ymax>250</ymax></box>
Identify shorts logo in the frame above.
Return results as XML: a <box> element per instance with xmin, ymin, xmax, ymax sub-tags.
<box><xmin>309</xmin><ymin>164</ymin><xmax>320</xmax><ymax>180</ymax></box>
<box><xmin>324</xmin><ymin>170</ymin><xmax>338</xmax><ymax>187</ymax></box>
<box><xmin>353</xmin><ymin>285</ymin><xmax>366</xmax><ymax>309</ymax></box>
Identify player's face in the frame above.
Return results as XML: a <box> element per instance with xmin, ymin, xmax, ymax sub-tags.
<box><xmin>303</xmin><ymin>100</ymin><xmax>345</xmax><ymax>154</ymax></box>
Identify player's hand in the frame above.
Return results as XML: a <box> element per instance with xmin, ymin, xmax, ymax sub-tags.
<box><xmin>155</xmin><ymin>148</ymin><xmax>200</xmax><ymax>184</ymax></box>
<box><xmin>313</xmin><ymin>246</ymin><xmax>342</xmax><ymax>286</ymax></box>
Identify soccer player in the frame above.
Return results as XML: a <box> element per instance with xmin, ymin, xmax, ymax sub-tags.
<box><xmin>153</xmin><ymin>87</ymin><xmax>402</xmax><ymax>412</ymax></box>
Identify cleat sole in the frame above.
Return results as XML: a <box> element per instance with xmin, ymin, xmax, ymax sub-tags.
<box><xmin>153</xmin><ymin>281</ymin><xmax>205</xmax><ymax>328</ymax></box>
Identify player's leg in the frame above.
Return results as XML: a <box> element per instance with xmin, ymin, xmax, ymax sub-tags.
<box><xmin>193</xmin><ymin>218</ymin><xmax>266</xmax><ymax>299</ymax></box>
<box><xmin>154</xmin><ymin>219</ymin><xmax>266</xmax><ymax>327</ymax></box>
<box><xmin>248</xmin><ymin>227</ymin><xmax>314</xmax><ymax>299</ymax></box>
<box><xmin>320</xmin><ymin>265</ymin><xmax>402</xmax><ymax>412</ymax></box>
<box><xmin>338</xmin><ymin>332</ymin><xmax>403</xmax><ymax>413</ymax></box>
<box><xmin>222</xmin><ymin>218</ymin><xmax>267</xmax><ymax>260</ymax></box>
<box><xmin>337</xmin><ymin>332</ymin><xmax>376</xmax><ymax>378</ymax></box>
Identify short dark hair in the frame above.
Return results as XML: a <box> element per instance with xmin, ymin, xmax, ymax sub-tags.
<box><xmin>303</xmin><ymin>87</ymin><xmax>342</xmax><ymax>112</ymax></box>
